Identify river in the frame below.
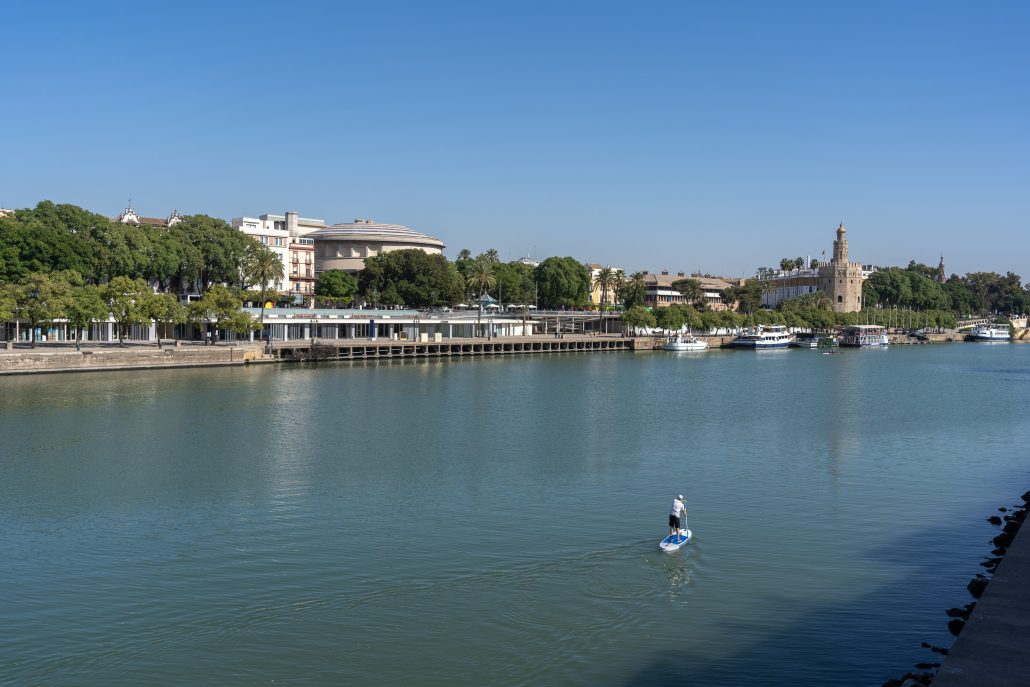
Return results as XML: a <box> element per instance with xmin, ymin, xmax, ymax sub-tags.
<box><xmin>2</xmin><ymin>343</ymin><xmax>1028</xmax><ymax>686</ymax></box>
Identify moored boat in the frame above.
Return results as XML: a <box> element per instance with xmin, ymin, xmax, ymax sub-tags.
<box><xmin>789</xmin><ymin>332</ymin><xmax>836</xmax><ymax>349</ymax></box>
<box><xmin>730</xmin><ymin>324</ymin><xmax>794</xmax><ymax>349</ymax></box>
<box><xmin>969</xmin><ymin>324</ymin><xmax>1011</xmax><ymax>341</ymax></box>
<box><xmin>840</xmin><ymin>325</ymin><xmax>889</xmax><ymax>347</ymax></box>
<box><xmin>664</xmin><ymin>334</ymin><xmax>709</xmax><ymax>351</ymax></box>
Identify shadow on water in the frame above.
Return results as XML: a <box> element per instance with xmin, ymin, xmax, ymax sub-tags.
<box><xmin>622</xmin><ymin>523</ymin><xmax>983</xmax><ymax>687</ymax></box>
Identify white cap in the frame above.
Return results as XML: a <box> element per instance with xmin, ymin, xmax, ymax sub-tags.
<box><xmin>677</xmin><ymin>494</ymin><xmax>684</xmax><ymax>500</ymax></box>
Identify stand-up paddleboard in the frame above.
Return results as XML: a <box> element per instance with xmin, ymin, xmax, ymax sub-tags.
<box><xmin>660</xmin><ymin>528</ymin><xmax>692</xmax><ymax>552</ymax></box>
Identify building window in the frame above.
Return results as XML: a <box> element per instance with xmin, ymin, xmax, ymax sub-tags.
<box><xmin>838</xmin><ymin>295</ymin><xmax>843</xmax><ymax>303</ymax></box>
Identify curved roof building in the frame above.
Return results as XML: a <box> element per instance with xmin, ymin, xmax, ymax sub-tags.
<box><xmin>308</xmin><ymin>218</ymin><xmax>446</xmax><ymax>273</ymax></box>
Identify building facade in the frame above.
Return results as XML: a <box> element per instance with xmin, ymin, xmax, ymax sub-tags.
<box><xmin>307</xmin><ymin>219</ymin><xmax>445</xmax><ymax>274</ymax></box>
<box><xmin>642</xmin><ymin>271</ymin><xmax>739</xmax><ymax>310</ymax></box>
<box><xmin>232</xmin><ymin>211</ymin><xmax>329</xmax><ymax>295</ymax></box>
<box><xmin>113</xmin><ymin>203</ymin><xmax>183</xmax><ymax>227</ymax></box>
<box><xmin>585</xmin><ymin>264</ymin><xmax>623</xmax><ymax>306</ymax></box>
<box><xmin>817</xmin><ymin>223</ymin><xmax>864</xmax><ymax>312</ymax></box>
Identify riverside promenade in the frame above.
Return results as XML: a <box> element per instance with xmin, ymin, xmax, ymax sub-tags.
<box><xmin>0</xmin><ymin>334</ymin><xmax>637</xmax><ymax>375</ymax></box>
<box><xmin>934</xmin><ymin>511</ymin><xmax>1030</xmax><ymax>686</ymax></box>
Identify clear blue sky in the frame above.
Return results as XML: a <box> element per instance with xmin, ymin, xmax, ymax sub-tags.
<box><xmin>3</xmin><ymin>1</ymin><xmax>1028</xmax><ymax>278</ymax></box>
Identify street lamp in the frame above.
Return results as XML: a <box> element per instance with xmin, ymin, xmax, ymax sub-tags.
<box><xmin>311</xmin><ymin>316</ymin><xmax>318</xmax><ymax>344</ymax></box>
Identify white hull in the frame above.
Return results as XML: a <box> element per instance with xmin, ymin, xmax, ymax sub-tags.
<box><xmin>731</xmin><ymin>325</ymin><xmax>794</xmax><ymax>349</ymax></box>
<box><xmin>664</xmin><ymin>336</ymin><xmax>709</xmax><ymax>352</ymax></box>
<box><xmin>970</xmin><ymin>326</ymin><xmax>1010</xmax><ymax>341</ymax></box>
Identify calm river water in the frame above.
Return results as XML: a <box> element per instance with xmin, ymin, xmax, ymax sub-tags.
<box><xmin>2</xmin><ymin>343</ymin><xmax>1029</xmax><ymax>686</ymax></box>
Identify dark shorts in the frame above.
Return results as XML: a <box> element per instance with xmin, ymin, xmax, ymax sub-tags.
<box><xmin>669</xmin><ymin>514</ymin><xmax>681</xmax><ymax>529</ymax></box>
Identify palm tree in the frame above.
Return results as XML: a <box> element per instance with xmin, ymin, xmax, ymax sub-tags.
<box><xmin>466</xmin><ymin>255</ymin><xmax>497</xmax><ymax>337</ymax></box>
<box><xmin>594</xmin><ymin>266</ymin><xmax>614</xmax><ymax>333</ymax></box>
<box><xmin>673</xmin><ymin>278</ymin><xmax>706</xmax><ymax>310</ymax></box>
<box><xmin>621</xmin><ymin>271</ymin><xmax>647</xmax><ymax>308</ymax></box>
<box><xmin>245</xmin><ymin>244</ymin><xmax>285</xmax><ymax>352</ymax></box>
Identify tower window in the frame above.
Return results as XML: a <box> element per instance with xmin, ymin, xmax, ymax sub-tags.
<box><xmin>837</xmin><ymin>295</ymin><xmax>843</xmax><ymax>303</ymax></box>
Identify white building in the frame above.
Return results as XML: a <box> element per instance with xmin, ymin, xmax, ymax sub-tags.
<box><xmin>231</xmin><ymin>211</ymin><xmax>326</xmax><ymax>296</ymax></box>
<box><xmin>307</xmin><ymin>219</ymin><xmax>445</xmax><ymax>274</ymax></box>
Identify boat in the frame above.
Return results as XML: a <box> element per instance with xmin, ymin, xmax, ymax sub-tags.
<box><xmin>664</xmin><ymin>334</ymin><xmax>709</xmax><ymax>352</ymax></box>
<box><xmin>730</xmin><ymin>324</ymin><xmax>794</xmax><ymax>349</ymax></box>
<box><xmin>789</xmin><ymin>332</ymin><xmax>836</xmax><ymax>349</ymax></box>
<box><xmin>840</xmin><ymin>325</ymin><xmax>889</xmax><ymax>347</ymax></box>
<box><xmin>969</xmin><ymin>324</ymin><xmax>1011</xmax><ymax>341</ymax></box>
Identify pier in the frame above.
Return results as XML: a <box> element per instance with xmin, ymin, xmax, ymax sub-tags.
<box><xmin>272</xmin><ymin>334</ymin><xmax>636</xmax><ymax>361</ymax></box>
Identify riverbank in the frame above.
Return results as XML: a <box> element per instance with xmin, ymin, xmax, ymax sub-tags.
<box><xmin>0</xmin><ymin>335</ymin><xmax>635</xmax><ymax>375</ymax></box>
<box><xmin>884</xmin><ymin>491</ymin><xmax>1030</xmax><ymax>687</ymax></box>
<box><xmin>0</xmin><ymin>342</ymin><xmax>259</xmax><ymax>375</ymax></box>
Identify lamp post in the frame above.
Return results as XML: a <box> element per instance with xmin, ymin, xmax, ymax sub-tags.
<box><xmin>311</xmin><ymin>316</ymin><xmax>318</xmax><ymax>344</ymax></box>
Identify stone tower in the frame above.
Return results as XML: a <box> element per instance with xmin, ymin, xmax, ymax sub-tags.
<box><xmin>817</xmin><ymin>223</ymin><xmax>864</xmax><ymax>312</ymax></box>
<box><xmin>937</xmin><ymin>255</ymin><xmax>946</xmax><ymax>283</ymax></box>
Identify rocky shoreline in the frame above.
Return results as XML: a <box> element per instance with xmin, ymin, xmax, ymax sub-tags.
<box><xmin>882</xmin><ymin>491</ymin><xmax>1030</xmax><ymax>687</ymax></box>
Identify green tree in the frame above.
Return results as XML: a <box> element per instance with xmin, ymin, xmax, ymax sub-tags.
<box><xmin>620</xmin><ymin>306</ymin><xmax>656</xmax><ymax>335</ymax></box>
<box><xmin>65</xmin><ymin>282</ymin><xmax>108</xmax><ymax>351</ymax></box>
<box><xmin>146</xmin><ymin>293</ymin><xmax>188</xmax><ymax>347</ymax></box>
<box><xmin>0</xmin><ymin>282</ymin><xmax>15</xmax><ymax>322</ymax></box>
<box><xmin>315</xmin><ymin>269</ymin><xmax>358</xmax><ymax>307</ymax></box>
<box><xmin>360</xmin><ymin>249</ymin><xmax>463</xmax><ymax>309</ymax></box>
<box><xmin>14</xmin><ymin>272</ymin><xmax>73</xmax><ymax>347</ymax></box>
<box><xmin>491</xmin><ymin>261</ymin><xmax>536</xmax><ymax>306</ymax></box>
<box><xmin>654</xmin><ymin>305</ymin><xmax>686</xmax><ymax>334</ymax></box>
<box><xmin>619</xmin><ymin>271</ymin><xmax>647</xmax><ymax>309</ymax></box>
<box><xmin>536</xmin><ymin>257</ymin><xmax>590</xmax><ymax>309</ymax></box>
<box><xmin>105</xmin><ymin>276</ymin><xmax>152</xmax><ymax>347</ymax></box>
<box><xmin>189</xmin><ymin>284</ymin><xmax>245</xmax><ymax>344</ymax></box>
<box><xmin>672</xmin><ymin>278</ymin><xmax>707</xmax><ymax>310</ymax></box>
<box><xmin>723</xmin><ymin>280</ymin><xmax>766</xmax><ymax>314</ymax></box>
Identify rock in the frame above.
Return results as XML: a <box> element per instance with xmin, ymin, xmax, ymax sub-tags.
<box><xmin>1003</xmin><ymin>520</ymin><xmax>1022</xmax><ymax>534</ymax></box>
<box><xmin>948</xmin><ymin>618</ymin><xmax>966</xmax><ymax>636</ymax></box>
<box><xmin>914</xmin><ymin>662</ymin><xmax>940</xmax><ymax>670</ymax></box>
<box><xmin>993</xmin><ymin>531</ymin><xmax>1015</xmax><ymax>548</ymax></box>
<box><xmin>992</xmin><ymin>547</ymin><xmax>1007</xmax><ymax>556</ymax></box>
<box><xmin>999</xmin><ymin>506</ymin><xmax>1008</xmax><ymax>512</ymax></box>
<box><xmin>988</xmin><ymin>515</ymin><xmax>1003</xmax><ymax>525</ymax></box>
<box><xmin>980</xmin><ymin>557</ymin><xmax>1002</xmax><ymax>569</ymax></box>
<box><xmin>967</xmin><ymin>576</ymin><xmax>989</xmax><ymax>598</ymax></box>
<box><xmin>1021</xmin><ymin>490</ymin><xmax>1030</xmax><ymax>502</ymax></box>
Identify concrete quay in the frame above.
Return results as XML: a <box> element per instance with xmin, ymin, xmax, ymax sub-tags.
<box><xmin>0</xmin><ymin>335</ymin><xmax>637</xmax><ymax>374</ymax></box>
<box><xmin>933</xmin><ymin>511</ymin><xmax>1030</xmax><ymax>687</ymax></box>
<box><xmin>0</xmin><ymin>342</ymin><xmax>258</xmax><ymax>375</ymax></box>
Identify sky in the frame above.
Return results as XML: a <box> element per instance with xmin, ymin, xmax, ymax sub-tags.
<box><xmin>3</xmin><ymin>1</ymin><xmax>1028</xmax><ymax>278</ymax></box>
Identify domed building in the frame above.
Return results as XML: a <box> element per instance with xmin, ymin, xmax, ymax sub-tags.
<box><xmin>308</xmin><ymin>218</ymin><xmax>445</xmax><ymax>274</ymax></box>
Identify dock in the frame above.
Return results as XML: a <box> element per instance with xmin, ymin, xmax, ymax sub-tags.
<box><xmin>272</xmin><ymin>334</ymin><xmax>636</xmax><ymax>360</ymax></box>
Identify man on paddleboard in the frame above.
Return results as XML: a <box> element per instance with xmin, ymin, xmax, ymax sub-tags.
<box><xmin>668</xmin><ymin>495</ymin><xmax>687</xmax><ymax>537</ymax></box>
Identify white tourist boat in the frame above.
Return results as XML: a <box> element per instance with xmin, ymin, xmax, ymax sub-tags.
<box><xmin>730</xmin><ymin>324</ymin><xmax>794</xmax><ymax>349</ymax></box>
<box><xmin>840</xmin><ymin>324</ymin><xmax>889</xmax><ymax>347</ymax></box>
<box><xmin>969</xmin><ymin>324</ymin><xmax>1011</xmax><ymax>341</ymax></box>
<box><xmin>664</xmin><ymin>334</ymin><xmax>709</xmax><ymax>352</ymax></box>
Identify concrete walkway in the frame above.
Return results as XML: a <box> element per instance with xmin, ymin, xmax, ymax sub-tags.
<box><xmin>934</xmin><ymin>514</ymin><xmax>1030</xmax><ymax>686</ymax></box>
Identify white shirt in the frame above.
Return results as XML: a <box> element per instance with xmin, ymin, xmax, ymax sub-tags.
<box><xmin>670</xmin><ymin>498</ymin><xmax>686</xmax><ymax>517</ymax></box>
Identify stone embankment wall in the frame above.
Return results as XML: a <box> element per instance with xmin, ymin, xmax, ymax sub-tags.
<box><xmin>0</xmin><ymin>345</ymin><xmax>261</xmax><ymax>375</ymax></box>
